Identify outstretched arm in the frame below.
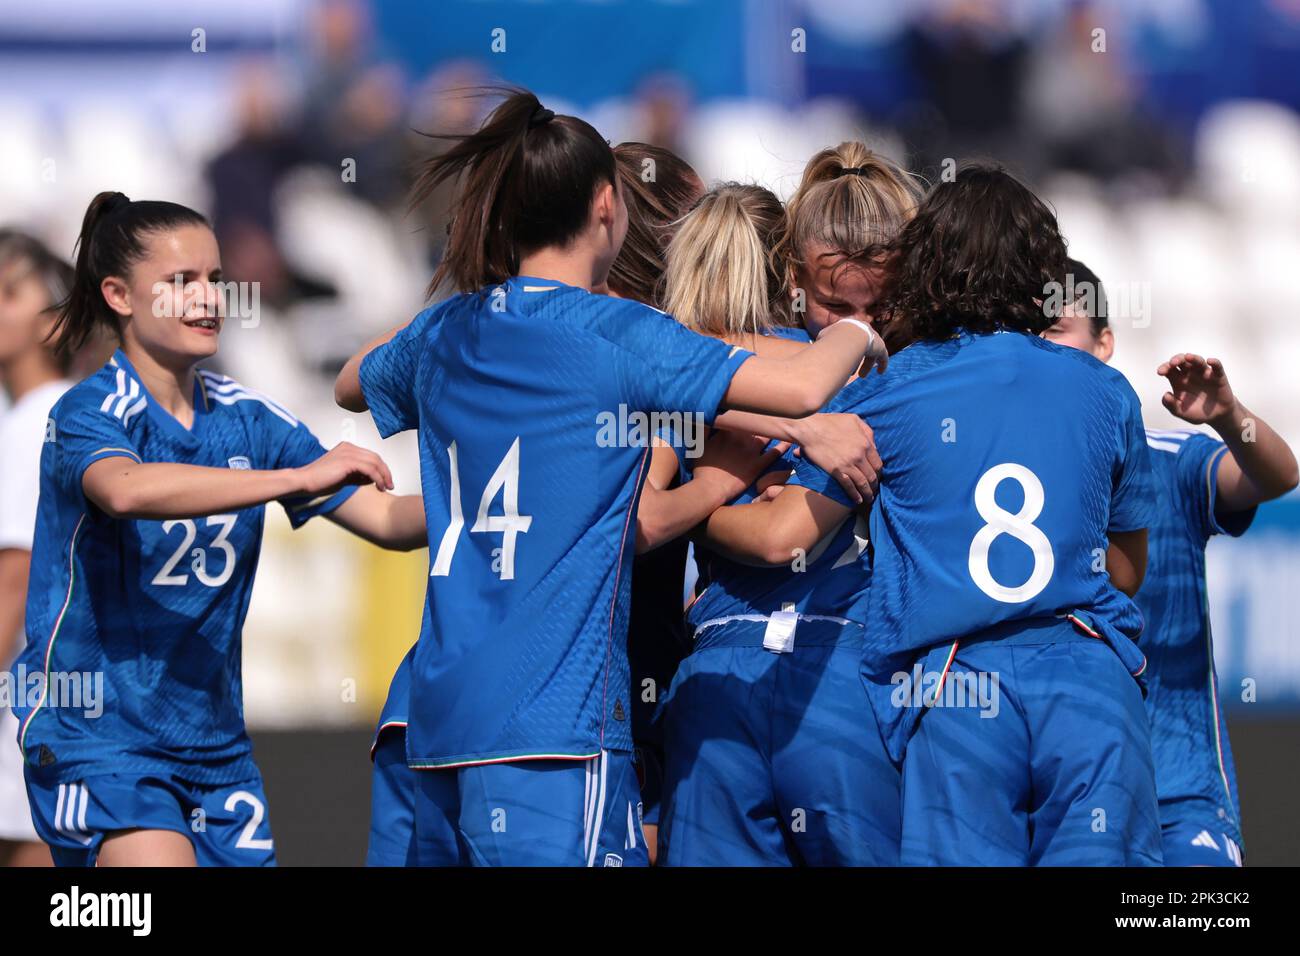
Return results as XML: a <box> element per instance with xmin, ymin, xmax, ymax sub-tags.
<box><xmin>1159</xmin><ymin>353</ymin><xmax>1299</xmax><ymax>510</ymax></box>
<box><xmin>81</xmin><ymin>442</ymin><xmax>394</xmax><ymax>520</ymax></box>
<box><xmin>327</xmin><ymin>486</ymin><xmax>427</xmax><ymax>551</ymax></box>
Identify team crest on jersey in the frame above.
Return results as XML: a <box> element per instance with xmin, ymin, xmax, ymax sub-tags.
<box><xmin>227</xmin><ymin>456</ymin><xmax>252</xmax><ymax>470</ymax></box>
<box><xmin>603</xmin><ymin>853</ymin><xmax>623</xmax><ymax>867</ymax></box>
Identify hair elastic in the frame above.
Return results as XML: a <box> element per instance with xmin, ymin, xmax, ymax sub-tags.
<box><xmin>529</xmin><ymin>106</ymin><xmax>555</xmax><ymax>129</ymax></box>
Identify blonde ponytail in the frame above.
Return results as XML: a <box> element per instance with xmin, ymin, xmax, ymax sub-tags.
<box><xmin>662</xmin><ymin>183</ymin><xmax>786</xmax><ymax>339</ymax></box>
<box><xmin>775</xmin><ymin>142</ymin><xmax>922</xmax><ymax>293</ymax></box>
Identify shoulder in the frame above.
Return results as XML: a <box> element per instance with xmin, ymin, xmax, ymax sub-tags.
<box><xmin>198</xmin><ymin>369</ymin><xmax>301</xmax><ymax>429</ymax></box>
<box><xmin>58</xmin><ymin>362</ymin><xmax>141</xmax><ymax>424</ymax></box>
<box><xmin>1023</xmin><ymin>333</ymin><xmax>1125</xmax><ymax>382</ymax></box>
<box><xmin>410</xmin><ymin>296</ymin><xmax>464</xmax><ymax>335</ymax></box>
<box><xmin>1145</xmin><ymin>427</ymin><xmax>1221</xmax><ymax>463</ymax></box>
<box><xmin>573</xmin><ymin>289</ymin><xmax>664</xmax><ymax>326</ymax></box>
<box><xmin>860</xmin><ymin>336</ymin><xmax>958</xmax><ymax>396</ymax></box>
<box><xmin>567</xmin><ymin>291</ymin><xmax>706</xmax><ymax>350</ymax></box>
<box><xmin>1022</xmin><ymin>334</ymin><xmax>1139</xmax><ymax>404</ymax></box>
<box><xmin>766</xmin><ymin>325</ymin><xmax>812</xmax><ymax>344</ymax></box>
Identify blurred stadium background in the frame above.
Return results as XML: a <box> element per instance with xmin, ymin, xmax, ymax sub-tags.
<box><xmin>0</xmin><ymin>0</ymin><xmax>1296</xmax><ymax>864</ymax></box>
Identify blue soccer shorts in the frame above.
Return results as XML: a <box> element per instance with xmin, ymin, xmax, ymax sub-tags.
<box><xmin>412</xmin><ymin>749</ymin><xmax>648</xmax><ymax>867</ymax></box>
<box><xmin>897</xmin><ymin>629</ymin><xmax>1163</xmax><ymax>866</ymax></box>
<box><xmin>367</xmin><ymin>724</ymin><xmax>417</xmax><ymax>866</ymax></box>
<box><xmin>25</xmin><ymin>765</ymin><xmax>276</xmax><ymax>867</ymax></box>
<box><xmin>658</xmin><ymin>620</ymin><xmax>900</xmax><ymax>867</ymax></box>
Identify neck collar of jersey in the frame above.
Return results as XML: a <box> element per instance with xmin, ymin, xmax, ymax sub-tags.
<box><xmin>110</xmin><ymin>348</ymin><xmax>208</xmax><ymax>445</ymax></box>
<box><xmin>509</xmin><ymin>275</ymin><xmax>585</xmax><ymax>294</ymax></box>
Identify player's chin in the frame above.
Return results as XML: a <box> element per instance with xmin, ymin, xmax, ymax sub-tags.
<box><xmin>179</xmin><ymin>317</ymin><xmax>223</xmax><ymax>355</ymax></box>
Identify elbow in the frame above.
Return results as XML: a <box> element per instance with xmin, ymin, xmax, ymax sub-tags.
<box><xmin>758</xmin><ymin>521</ymin><xmax>808</xmax><ymax>568</ymax></box>
<box><xmin>635</xmin><ymin>518</ymin><xmax>670</xmax><ymax>555</ymax></box>
<box><xmin>781</xmin><ymin>385</ymin><xmax>824</xmax><ymax>420</ymax></box>
<box><xmin>334</xmin><ymin>371</ymin><xmax>366</xmax><ymax>413</ymax></box>
<box><xmin>1281</xmin><ymin>461</ymin><xmax>1300</xmax><ymax>496</ymax></box>
<box><xmin>1115</xmin><ymin>560</ymin><xmax>1146</xmax><ymax>598</ymax></box>
<box><xmin>96</xmin><ymin>485</ymin><xmax>137</xmax><ymax>520</ymax></box>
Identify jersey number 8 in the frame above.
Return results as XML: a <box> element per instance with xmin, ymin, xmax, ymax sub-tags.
<box><xmin>967</xmin><ymin>463</ymin><xmax>1054</xmax><ymax>604</ymax></box>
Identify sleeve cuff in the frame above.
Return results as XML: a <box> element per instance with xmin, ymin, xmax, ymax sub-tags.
<box><xmin>787</xmin><ymin>455</ymin><xmax>855</xmax><ymax>508</ymax></box>
<box><xmin>359</xmin><ymin>349</ymin><xmax>409</xmax><ymax>439</ymax></box>
<box><xmin>699</xmin><ymin>348</ymin><xmax>753</xmax><ymax>427</ymax></box>
<box><xmin>282</xmin><ymin>482</ymin><xmax>360</xmax><ymax>529</ymax></box>
<box><xmin>1207</xmin><ymin>447</ymin><xmax>1257</xmax><ymax>538</ymax></box>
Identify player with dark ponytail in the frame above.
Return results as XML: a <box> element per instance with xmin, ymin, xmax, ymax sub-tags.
<box><xmin>336</xmin><ymin>88</ymin><xmax>885</xmax><ymax>867</ymax></box>
<box><xmin>10</xmin><ymin>191</ymin><xmax>429</xmax><ymax>867</ymax></box>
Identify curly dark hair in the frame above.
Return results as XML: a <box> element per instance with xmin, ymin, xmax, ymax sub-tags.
<box><xmin>876</xmin><ymin>163</ymin><xmax>1067</xmax><ymax>347</ymax></box>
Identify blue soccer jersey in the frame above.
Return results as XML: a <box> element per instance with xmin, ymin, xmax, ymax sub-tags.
<box><xmin>689</xmin><ymin>449</ymin><xmax>869</xmax><ymax>630</ymax></box>
<box><xmin>1136</xmin><ymin>428</ymin><xmax>1253</xmax><ymax>850</ymax></box>
<box><xmin>359</xmin><ymin>277</ymin><xmax>752</xmax><ymax>768</ymax></box>
<box><xmin>792</xmin><ymin>331</ymin><xmax>1157</xmax><ymax>673</ymax></box>
<box><xmin>11</xmin><ymin>349</ymin><xmax>355</xmax><ymax>785</ymax></box>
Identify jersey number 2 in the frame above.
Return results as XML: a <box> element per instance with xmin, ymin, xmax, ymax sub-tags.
<box><xmin>431</xmin><ymin>438</ymin><xmax>532</xmax><ymax>581</ymax></box>
<box><xmin>967</xmin><ymin>463</ymin><xmax>1054</xmax><ymax>603</ymax></box>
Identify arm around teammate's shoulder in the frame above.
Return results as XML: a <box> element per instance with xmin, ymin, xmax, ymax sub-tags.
<box><xmin>720</xmin><ymin>319</ymin><xmax>887</xmax><ymax>418</ymax></box>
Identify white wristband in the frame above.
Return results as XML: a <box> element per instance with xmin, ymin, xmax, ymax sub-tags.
<box><xmin>818</xmin><ymin>318</ymin><xmax>877</xmax><ymax>350</ymax></box>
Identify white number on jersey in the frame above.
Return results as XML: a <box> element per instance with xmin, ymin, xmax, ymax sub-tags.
<box><xmin>224</xmin><ymin>790</ymin><xmax>274</xmax><ymax>851</ymax></box>
<box><xmin>967</xmin><ymin>463</ymin><xmax>1054</xmax><ymax>603</ymax></box>
<box><xmin>151</xmin><ymin>515</ymin><xmax>239</xmax><ymax>588</ymax></box>
<box><xmin>432</xmin><ymin>438</ymin><xmax>533</xmax><ymax>581</ymax></box>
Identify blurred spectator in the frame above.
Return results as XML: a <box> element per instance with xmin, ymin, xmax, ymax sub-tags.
<box><xmin>632</xmin><ymin>73</ymin><xmax>694</xmax><ymax>158</ymax></box>
<box><xmin>1022</xmin><ymin>0</ymin><xmax>1185</xmax><ymax>187</ymax></box>
<box><xmin>901</xmin><ymin>0</ymin><xmax>1032</xmax><ymax>174</ymax></box>
<box><xmin>206</xmin><ymin>62</ymin><xmax>331</xmax><ymax>310</ymax></box>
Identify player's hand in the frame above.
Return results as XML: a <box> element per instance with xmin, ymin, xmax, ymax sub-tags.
<box><xmin>693</xmin><ymin>430</ymin><xmax>789</xmax><ymax>502</ymax></box>
<box><xmin>791</xmin><ymin>412</ymin><xmax>881</xmax><ymax>505</ymax></box>
<box><xmin>818</xmin><ymin>317</ymin><xmax>888</xmax><ymax>376</ymax></box>
<box><xmin>295</xmin><ymin>442</ymin><xmax>395</xmax><ymax>496</ymax></box>
<box><xmin>1157</xmin><ymin>353</ymin><xmax>1238</xmax><ymax>427</ymax></box>
<box><xmin>858</xmin><ymin>326</ymin><xmax>889</xmax><ymax>376</ymax></box>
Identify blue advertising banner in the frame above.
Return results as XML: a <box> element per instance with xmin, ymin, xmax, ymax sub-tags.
<box><xmin>1209</xmin><ymin>495</ymin><xmax>1300</xmax><ymax>710</ymax></box>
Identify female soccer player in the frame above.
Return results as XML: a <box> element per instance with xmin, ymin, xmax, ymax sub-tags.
<box><xmin>1045</xmin><ymin>259</ymin><xmax>1298</xmax><ymax>866</ymax></box>
<box><xmin>361</xmin><ymin>144</ymin><xmax>873</xmax><ymax>867</ymax></box>
<box><xmin>0</xmin><ymin>231</ymin><xmax>75</xmax><ymax>868</ymax></box>
<box><xmin>704</xmin><ymin>165</ymin><xmax>1164</xmax><ymax>866</ymax></box>
<box><xmin>11</xmin><ymin>192</ymin><xmax>427</xmax><ymax>867</ymax></box>
<box><xmin>774</xmin><ymin>142</ymin><xmax>919</xmax><ymax>342</ymax></box>
<box><xmin>657</xmin><ymin>154</ymin><xmax>918</xmax><ymax>866</ymax></box>
<box><xmin>335</xmin><ymin>89</ymin><xmax>886</xmax><ymax>867</ymax></box>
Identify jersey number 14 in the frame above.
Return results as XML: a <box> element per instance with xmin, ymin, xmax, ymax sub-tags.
<box><xmin>431</xmin><ymin>438</ymin><xmax>532</xmax><ymax>581</ymax></box>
